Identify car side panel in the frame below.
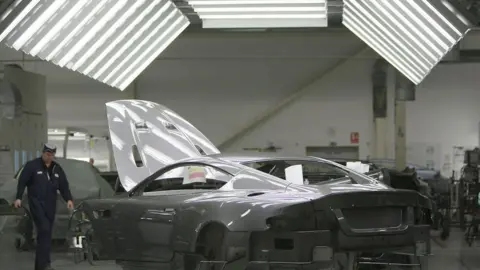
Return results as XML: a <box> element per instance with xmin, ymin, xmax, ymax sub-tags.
<box><xmin>81</xmin><ymin>199</ymin><xmax>119</xmax><ymax>260</ymax></box>
<box><xmin>169</xmin><ymin>192</ymin><xmax>312</xmax><ymax>253</ymax></box>
<box><xmin>113</xmin><ymin>197</ymin><xmax>176</xmax><ymax>262</ymax></box>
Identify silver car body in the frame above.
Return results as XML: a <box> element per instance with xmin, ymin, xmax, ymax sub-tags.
<box><xmin>84</xmin><ymin>100</ymin><xmax>432</xmax><ymax>269</ymax></box>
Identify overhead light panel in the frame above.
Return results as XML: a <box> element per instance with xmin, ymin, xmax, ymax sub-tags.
<box><xmin>0</xmin><ymin>0</ymin><xmax>190</xmax><ymax>90</ymax></box>
<box><xmin>188</xmin><ymin>0</ymin><xmax>328</xmax><ymax>28</ymax></box>
<box><xmin>343</xmin><ymin>0</ymin><xmax>473</xmax><ymax>85</ymax></box>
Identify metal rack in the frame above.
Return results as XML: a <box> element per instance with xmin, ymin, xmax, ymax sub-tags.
<box><xmin>462</xmin><ymin>163</ymin><xmax>480</xmax><ymax>245</ymax></box>
<box><xmin>448</xmin><ymin>148</ymin><xmax>480</xmax><ymax>246</ymax></box>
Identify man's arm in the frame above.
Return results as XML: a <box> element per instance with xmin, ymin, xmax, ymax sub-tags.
<box><xmin>58</xmin><ymin>167</ymin><xmax>73</xmax><ymax>202</ymax></box>
<box><xmin>16</xmin><ymin>163</ymin><xmax>32</xmax><ymax>200</ymax></box>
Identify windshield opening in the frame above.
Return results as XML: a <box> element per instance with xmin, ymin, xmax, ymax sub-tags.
<box><xmin>143</xmin><ymin>164</ymin><xmax>233</xmax><ymax>194</ymax></box>
<box><xmin>144</xmin><ymin>178</ymin><xmax>228</xmax><ymax>192</ymax></box>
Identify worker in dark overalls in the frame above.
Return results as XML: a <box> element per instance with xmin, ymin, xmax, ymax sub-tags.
<box><xmin>14</xmin><ymin>144</ymin><xmax>74</xmax><ymax>270</ymax></box>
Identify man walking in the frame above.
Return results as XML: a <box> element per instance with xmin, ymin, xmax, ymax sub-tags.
<box><xmin>14</xmin><ymin>144</ymin><xmax>74</xmax><ymax>270</ymax></box>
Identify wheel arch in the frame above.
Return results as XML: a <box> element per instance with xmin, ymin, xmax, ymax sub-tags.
<box><xmin>191</xmin><ymin>221</ymin><xmax>227</xmax><ymax>254</ymax></box>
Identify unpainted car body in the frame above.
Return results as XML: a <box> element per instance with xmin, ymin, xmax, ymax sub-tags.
<box><xmin>70</xmin><ymin>100</ymin><xmax>431</xmax><ymax>270</ymax></box>
<box><xmin>81</xmin><ymin>157</ymin><xmax>431</xmax><ymax>269</ymax></box>
<box><xmin>368</xmin><ymin>158</ymin><xmax>450</xmax><ymax>195</ymax></box>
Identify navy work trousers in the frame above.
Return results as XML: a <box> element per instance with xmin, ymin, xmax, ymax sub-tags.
<box><xmin>30</xmin><ymin>205</ymin><xmax>54</xmax><ymax>270</ymax></box>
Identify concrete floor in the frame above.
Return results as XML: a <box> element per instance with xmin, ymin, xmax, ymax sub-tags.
<box><xmin>0</xmin><ymin>229</ymin><xmax>479</xmax><ymax>270</ymax></box>
<box><xmin>0</xmin><ymin>225</ymin><xmax>120</xmax><ymax>270</ymax></box>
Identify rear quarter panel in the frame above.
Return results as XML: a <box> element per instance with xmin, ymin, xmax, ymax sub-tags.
<box><xmin>170</xmin><ymin>191</ymin><xmax>313</xmax><ymax>252</ymax></box>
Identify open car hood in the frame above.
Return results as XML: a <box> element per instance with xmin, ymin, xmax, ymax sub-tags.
<box><xmin>106</xmin><ymin>100</ymin><xmax>220</xmax><ymax>192</ymax></box>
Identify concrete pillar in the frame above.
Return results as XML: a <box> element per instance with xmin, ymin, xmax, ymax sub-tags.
<box><xmin>372</xmin><ymin>59</ymin><xmax>388</xmax><ymax>159</ymax></box>
<box><xmin>124</xmin><ymin>79</ymin><xmax>138</xmax><ymax>99</ymax></box>
<box><xmin>394</xmin><ymin>100</ymin><xmax>407</xmax><ymax>170</ymax></box>
<box><xmin>394</xmin><ymin>71</ymin><xmax>415</xmax><ymax>170</ymax></box>
<box><xmin>374</xmin><ymin>118</ymin><xmax>388</xmax><ymax>158</ymax></box>
<box><xmin>62</xmin><ymin>131</ymin><xmax>68</xmax><ymax>158</ymax></box>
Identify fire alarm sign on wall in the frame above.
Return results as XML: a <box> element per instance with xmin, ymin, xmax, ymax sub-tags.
<box><xmin>350</xmin><ymin>132</ymin><xmax>359</xmax><ymax>144</ymax></box>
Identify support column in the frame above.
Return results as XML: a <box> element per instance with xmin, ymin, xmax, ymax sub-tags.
<box><xmin>63</xmin><ymin>130</ymin><xmax>69</xmax><ymax>158</ymax></box>
<box><xmin>124</xmin><ymin>79</ymin><xmax>138</xmax><ymax>99</ymax></box>
<box><xmin>374</xmin><ymin>118</ymin><xmax>388</xmax><ymax>158</ymax></box>
<box><xmin>394</xmin><ymin>101</ymin><xmax>407</xmax><ymax>170</ymax></box>
<box><xmin>372</xmin><ymin>59</ymin><xmax>388</xmax><ymax>159</ymax></box>
<box><xmin>394</xmin><ymin>71</ymin><xmax>415</xmax><ymax>170</ymax></box>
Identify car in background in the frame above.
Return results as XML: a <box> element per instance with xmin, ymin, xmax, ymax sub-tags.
<box><xmin>368</xmin><ymin>159</ymin><xmax>450</xmax><ymax>194</ymax></box>
<box><xmin>98</xmin><ymin>171</ymin><xmax>125</xmax><ymax>194</ymax></box>
<box><xmin>332</xmin><ymin>158</ymin><xmax>449</xmax><ymax>195</ymax></box>
<box><xmin>0</xmin><ymin>158</ymin><xmax>115</xmax><ymax>250</ymax></box>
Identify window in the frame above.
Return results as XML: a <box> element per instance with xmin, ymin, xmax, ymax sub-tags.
<box><xmin>244</xmin><ymin>160</ymin><xmax>348</xmax><ymax>184</ymax></box>
<box><xmin>242</xmin><ymin>159</ymin><xmax>380</xmax><ymax>185</ymax></box>
<box><xmin>22</xmin><ymin>150</ymin><xmax>27</xmax><ymax>165</ymax></box>
<box><xmin>142</xmin><ymin>164</ymin><xmax>233</xmax><ymax>194</ymax></box>
<box><xmin>14</xmin><ymin>150</ymin><xmax>19</xmax><ymax>173</ymax></box>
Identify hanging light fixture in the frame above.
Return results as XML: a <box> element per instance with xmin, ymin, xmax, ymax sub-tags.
<box><xmin>188</xmin><ymin>0</ymin><xmax>328</xmax><ymax>28</ymax></box>
<box><xmin>343</xmin><ymin>0</ymin><xmax>474</xmax><ymax>84</ymax></box>
<box><xmin>0</xmin><ymin>0</ymin><xmax>190</xmax><ymax>90</ymax></box>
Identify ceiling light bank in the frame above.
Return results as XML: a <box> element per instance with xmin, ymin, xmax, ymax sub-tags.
<box><xmin>0</xmin><ymin>0</ymin><xmax>190</xmax><ymax>90</ymax></box>
<box><xmin>343</xmin><ymin>0</ymin><xmax>473</xmax><ymax>85</ymax></box>
<box><xmin>188</xmin><ymin>0</ymin><xmax>328</xmax><ymax>28</ymax></box>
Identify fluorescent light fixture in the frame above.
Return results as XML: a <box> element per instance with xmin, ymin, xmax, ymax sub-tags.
<box><xmin>188</xmin><ymin>0</ymin><xmax>328</xmax><ymax>28</ymax></box>
<box><xmin>0</xmin><ymin>0</ymin><xmax>189</xmax><ymax>90</ymax></box>
<box><xmin>343</xmin><ymin>0</ymin><xmax>473</xmax><ymax>84</ymax></box>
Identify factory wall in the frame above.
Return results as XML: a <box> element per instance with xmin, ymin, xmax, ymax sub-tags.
<box><xmin>0</xmin><ymin>67</ymin><xmax>47</xmax><ymax>181</ymax></box>
<box><xmin>42</xmin><ymin>31</ymin><xmax>480</xmax><ymax>175</ymax></box>
<box><xmin>134</xmin><ymin>61</ymin><xmax>480</xmax><ymax>176</ymax></box>
<box><xmin>403</xmin><ymin>63</ymin><xmax>480</xmax><ymax>176</ymax></box>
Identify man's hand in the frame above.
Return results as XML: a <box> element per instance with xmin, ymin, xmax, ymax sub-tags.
<box><xmin>14</xmin><ymin>199</ymin><xmax>21</xmax><ymax>208</ymax></box>
<box><xmin>67</xmin><ymin>200</ymin><xmax>74</xmax><ymax>210</ymax></box>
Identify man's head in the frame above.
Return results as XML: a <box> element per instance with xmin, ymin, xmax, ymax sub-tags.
<box><xmin>42</xmin><ymin>143</ymin><xmax>57</xmax><ymax>164</ymax></box>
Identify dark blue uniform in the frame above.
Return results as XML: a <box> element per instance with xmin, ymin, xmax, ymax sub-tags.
<box><xmin>16</xmin><ymin>157</ymin><xmax>72</xmax><ymax>270</ymax></box>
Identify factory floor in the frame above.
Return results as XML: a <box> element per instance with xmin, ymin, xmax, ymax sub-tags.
<box><xmin>0</xmin><ymin>229</ymin><xmax>479</xmax><ymax>270</ymax></box>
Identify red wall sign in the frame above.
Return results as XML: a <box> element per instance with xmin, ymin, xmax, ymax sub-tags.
<box><xmin>350</xmin><ymin>132</ymin><xmax>359</xmax><ymax>144</ymax></box>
